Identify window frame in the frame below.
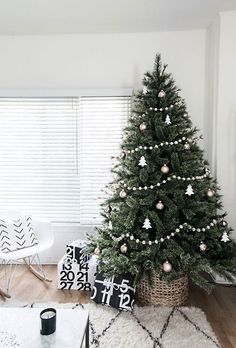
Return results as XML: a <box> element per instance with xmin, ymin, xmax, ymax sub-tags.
<box><xmin>0</xmin><ymin>88</ymin><xmax>133</xmax><ymax>228</ymax></box>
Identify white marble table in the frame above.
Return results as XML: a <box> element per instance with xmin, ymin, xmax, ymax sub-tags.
<box><xmin>0</xmin><ymin>307</ymin><xmax>89</xmax><ymax>348</ymax></box>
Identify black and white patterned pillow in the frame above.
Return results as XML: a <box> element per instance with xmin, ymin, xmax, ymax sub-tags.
<box><xmin>0</xmin><ymin>216</ymin><xmax>38</xmax><ymax>253</ymax></box>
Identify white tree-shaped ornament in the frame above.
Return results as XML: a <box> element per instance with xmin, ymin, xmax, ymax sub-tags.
<box><xmin>185</xmin><ymin>184</ymin><xmax>194</xmax><ymax>196</ymax></box>
<box><xmin>138</xmin><ymin>156</ymin><xmax>147</xmax><ymax>167</ymax></box>
<box><xmin>143</xmin><ymin>86</ymin><xmax>148</xmax><ymax>94</ymax></box>
<box><xmin>221</xmin><ymin>231</ymin><xmax>230</xmax><ymax>242</ymax></box>
<box><xmin>143</xmin><ymin>217</ymin><xmax>152</xmax><ymax>229</ymax></box>
<box><xmin>108</xmin><ymin>221</ymin><xmax>112</xmax><ymax>230</ymax></box>
<box><xmin>165</xmin><ymin>114</ymin><xmax>171</xmax><ymax>125</ymax></box>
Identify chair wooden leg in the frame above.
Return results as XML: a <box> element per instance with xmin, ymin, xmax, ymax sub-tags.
<box><xmin>23</xmin><ymin>256</ymin><xmax>52</xmax><ymax>283</ymax></box>
<box><xmin>0</xmin><ymin>287</ymin><xmax>11</xmax><ymax>300</ymax></box>
<box><xmin>0</xmin><ymin>259</ymin><xmax>13</xmax><ymax>299</ymax></box>
<box><xmin>27</xmin><ymin>264</ymin><xmax>52</xmax><ymax>282</ymax></box>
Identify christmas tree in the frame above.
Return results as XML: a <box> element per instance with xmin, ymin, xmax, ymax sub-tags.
<box><xmin>88</xmin><ymin>54</ymin><xmax>236</xmax><ymax>291</ymax></box>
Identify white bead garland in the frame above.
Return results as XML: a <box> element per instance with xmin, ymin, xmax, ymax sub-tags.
<box><xmin>134</xmin><ymin>102</ymin><xmax>176</xmax><ymax>117</ymax></box>
<box><xmin>125</xmin><ymin>136</ymin><xmax>188</xmax><ymax>154</ymax></box>
<box><xmin>123</xmin><ymin>135</ymin><xmax>204</xmax><ymax>157</ymax></box>
<box><xmin>107</xmin><ymin>218</ymin><xmax>220</xmax><ymax>246</ymax></box>
<box><xmin>120</xmin><ymin>170</ymin><xmax>210</xmax><ymax>192</ymax></box>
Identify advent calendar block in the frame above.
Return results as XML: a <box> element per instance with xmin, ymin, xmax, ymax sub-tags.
<box><xmin>66</xmin><ymin>239</ymin><xmax>90</xmax><ymax>264</ymax></box>
<box><xmin>91</xmin><ymin>273</ymin><xmax>136</xmax><ymax>311</ymax></box>
<box><xmin>58</xmin><ymin>254</ymin><xmax>98</xmax><ymax>291</ymax></box>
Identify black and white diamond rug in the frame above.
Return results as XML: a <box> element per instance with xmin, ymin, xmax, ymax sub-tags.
<box><xmin>1</xmin><ymin>302</ymin><xmax>220</xmax><ymax>348</ymax></box>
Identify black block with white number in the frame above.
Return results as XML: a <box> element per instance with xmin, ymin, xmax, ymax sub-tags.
<box><xmin>91</xmin><ymin>272</ymin><xmax>136</xmax><ymax>311</ymax></box>
<box><xmin>66</xmin><ymin>240</ymin><xmax>90</xmax><ymax>264</ymax></box>
<box><xmin>57</xmin><ymin>254</ymin><xmax>98</xmax><ymax>291</ymax></box>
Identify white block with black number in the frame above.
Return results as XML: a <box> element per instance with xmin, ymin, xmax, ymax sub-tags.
<box><xmin>57</xmin><ymin>254</ymin><xmax>98</xmax><ymax>291</ymax></box>
<box><xmin>66</xmin><ymin>239</ymin><xmax>90</xmax><ymax>265</ymax></box>
<box><xmin>91</xmin><ymin>273</ymin><xmax>136</xmax><ymax>311</ymax></box>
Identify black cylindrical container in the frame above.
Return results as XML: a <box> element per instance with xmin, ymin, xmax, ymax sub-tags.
<box><xmin>40</xmin><ymin>308</ymin><xmax>57</xmax><ymax>335</ymax></box>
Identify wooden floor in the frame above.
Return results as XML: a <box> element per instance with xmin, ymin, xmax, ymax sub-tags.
<box><xmin>0</xmin><ymin>265</ymin><xmax>235</xmax><ymax>348</ymax></box>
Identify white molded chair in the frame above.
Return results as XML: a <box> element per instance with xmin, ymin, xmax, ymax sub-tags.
<box><xmin>0</xmin><ymin>210</ymin><xmax>54</xmax><ymax>300</ymax></box>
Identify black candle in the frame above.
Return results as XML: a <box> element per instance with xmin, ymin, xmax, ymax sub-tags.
<box><xmin>40</xmin><ymin>308</ymin><xmax>57</xmax><ymax>335</ymax></box>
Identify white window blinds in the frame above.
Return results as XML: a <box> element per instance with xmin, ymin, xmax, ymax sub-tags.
<box><xmin>0</xmin><ymin>96</ymin><xmax>131</xmax><ymax>223</ymax></box>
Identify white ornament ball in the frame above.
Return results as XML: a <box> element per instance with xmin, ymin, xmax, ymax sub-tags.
<box><xmin>139</xmin><ymin>122</ymin><xmax>147</xmax><ymax>131</ymax></box>
<box><xmin>161</xmin><ymin>164</ymin><xmax>170</xmax><ymax>174</ymax></box>
<box><xmin>120</xmin><ymin>243</ymin><xmax>128</xmax><ymax>253</ymax></box>
<box><xmin>119</xmin><ymin>190</ymin><xmax>127</xmax><ymax>198</ymax></box>
<box><xmin>156</xmin><ymin>201</ymin><xmax>164</xmax><ymax>210</ymax></box>
<box><xmin>158</xmin><ymin>90</ymin><xmax>166</xmax><ymax>98</ymax></box>
<box><xmin>162</xmin><ymin>261</ymin><xmax>172</xmax><ymax>273</ymax></box>
<box><xmin>199</xmin><ymin>242</ymin><xmax>207</xmax><ymax>251</ymax></box>
<box><xmin>94</xmin><ymin>247</ymin><xmax>101</xmax><ymax>255</ymax></box>
<box><xmin>207</xmin><ymin>189</ymin><xmax>215</xmax><ymax>197</ymax></box>
<box><xmin>184</xmin><ymin>143</ymin><xmax>190</xmax><ymax>150</ymax></box>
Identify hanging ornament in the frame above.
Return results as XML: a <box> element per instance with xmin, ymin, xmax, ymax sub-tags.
<box><xmin>221</xmin><ymin>220</ymin><xmax>227</xmax><ymax>227</ymax></box>
<box><xmin>138</xmin><ymin>156</ymin><xmax>147</xmax><ymax>167</ymax></box>
<box><xmin>120</xmin><ymin>151</ymin><xmax>126</xmax><ymax>159</ymax></box>
<box><xmin>143</xmin><ymin>86</ymin><xmax>148</xmax><ymax>94</ymax></box>
<box><xmin>199</xmin><ymin>242</ymin><xmax>207</xmax><ymax>251</ymax></box>
<box><xmin>139</xmin><ymin>122</ymin><xmax>147</xmax><ymax>131</ymax></box>
<box><xmin>120</xmin><ymin>243</ymin><xmax>128</xmax><ymax>253</ymax></box>
<box><xmin>161</xmin><ymin>164</ymin><xmax>170</xmax><ymax>174</ymax></box>
<box><xmin>143</xmin><ymin>217</ymin><xmax>152</xmax><ymax>229</ymax></box>
<box><xmin>162</xmin><ymin>261</ymin><xmax>172</xmax><ymax>272</ymax></box>
<box><xmin>158</xmin><ymin>90</ymin><xmax>166</xmax><ymax>98</ymax></box>
<box><xmin>119</xmin><ymin>190</ymin><xmax>127</xmax><ymax>198</ymax></box>
<box><xmin>221</xmin><ymin>231</ymin><xmax>230</xmax><ymax>242</ymax></box>
<box><xmin>156</xmin><ymin>201</ymin><xmax>164</xmax><ymax>210</ymax></box>
<box><xmin>185</xmin><ymin>184</ymin><xmax>194</xmax><ymax>196</ymax></box>
<box><xmin>183</xmin><ymin>113</ymin><xmax>188</xmax><ymax>117</ymax></box>
<box><xmin>165</xmin><ymin>115</ymin><xmax>171</xmax><ymax>125</ymax></box>
<box><xmin>108</xmin><ymin>221</ymin><xmax>112</xmax><ymax>230</ymax></box>
<box><xmin>184</xmin><ymin>143</ymin><xmax>190</xmax><ymax>150</ymax></box>
<box><xmin>207</xmin><ymin>188</ymin><xmax>215</xmax><ymax>197</ymax></box>
<box><xmin>94</xmin><ymin>247</ymin><xmax>101</xmax><ymax>255</ymax></box>
<box><xmin>104</xmin><ymin>205</ymin><xmax>111</xmax><ymax>213</ymax></box>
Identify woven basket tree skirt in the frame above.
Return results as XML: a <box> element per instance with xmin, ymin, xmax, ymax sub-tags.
<box><xmin>136</xmin><ymin>273</ymin><xmax>189</xmax><ymax>306</ymax></box>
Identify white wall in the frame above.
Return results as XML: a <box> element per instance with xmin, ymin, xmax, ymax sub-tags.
<box><xmin>205</xmin><ymin>16</ymin><xmax>220</xmax><ymax>172</ymax></box>
<box><xmin>0</xmin><ymin>30</ymin><xmax>206</xmax><ymax>262</ymax></box>
<box><xmin>215</xmin><ymin>12</ymin><xmax>236</xmax><ymax>238</ymax></box>
<box><xmin>0</xmin><ymin>31</ymin><xmax>206</xmax><ymax>126</ymax></box>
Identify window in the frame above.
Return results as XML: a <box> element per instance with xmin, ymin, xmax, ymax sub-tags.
<box><xmin>0</xmin><ymin>95</ymin><xmax>131</xmax><ymax>223</ymax></box>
